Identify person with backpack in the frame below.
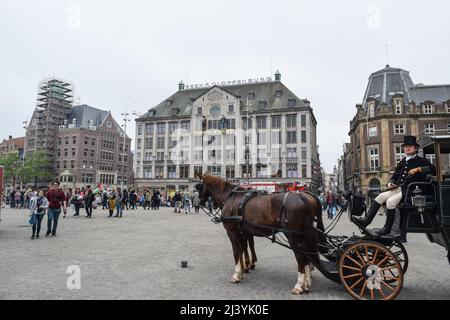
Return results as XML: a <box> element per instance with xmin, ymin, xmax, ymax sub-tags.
<box><xmin>29</xmin><ymin>190</ymin><xmax>49</xmax><ymax>239</ymax></box>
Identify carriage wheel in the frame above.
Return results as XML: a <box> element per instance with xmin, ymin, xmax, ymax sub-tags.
<box><xmin>338</xmin><ymin>241</ymin><xmax>404</xmax><ymax>300</ymax></box>
<box><xmin>386</xmin><ymin>241</ymin><xmax>408</xmax><ymax>275</ymax></box>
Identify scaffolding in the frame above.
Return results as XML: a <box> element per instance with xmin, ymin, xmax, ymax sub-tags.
<box><xmin>25</xmin><ymin>78</ymin><xmax>74</xmax><ymax>176</ymax></box>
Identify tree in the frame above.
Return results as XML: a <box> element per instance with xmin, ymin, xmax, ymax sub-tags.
<box><xmin>22</xmin><ymin>150</ymin><xmax>53</xmax><ymax>186</ymax></box>
<box><xmin>0</xmin><ymin>152</ymin><xmax>22</xmax><ymax>189</ymax></box>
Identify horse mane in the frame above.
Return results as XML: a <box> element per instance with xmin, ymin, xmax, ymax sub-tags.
<box><xmin>202</xmin><ymin>175</ymin><xmax>238</xmax><ymax>192</ymax></box>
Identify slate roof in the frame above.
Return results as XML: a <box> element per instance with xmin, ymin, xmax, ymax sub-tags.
<box><xmin>66</xmin><ymin>104</ymin><xmax>109</xmax><ymax>128</ymax></box>
<box><xmin>362</xmin><ymin>65</ymin><xmax>450</xmax><ymax>107</ymax></box>
<box><xmin>138</xmin><ymin>81</ymin><xmax>307</xmax><ymax>120</ymax></box>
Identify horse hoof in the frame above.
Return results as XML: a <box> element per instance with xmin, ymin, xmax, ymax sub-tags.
<box><xmin>244</xmin><ymin>269</ymin><xmax>250</xmax><ymax>274</ymax></box>
<box><xmin>230</xmin><ymin>277</ymin><xmax>241</xmax><ymax>283</ymax></box>
<box><xmin>249</xmin><ymin>265</ymin><xmax>256</xmax><ymax>270</ymax></box>
<box><xmin>291</xmin><ymin>288</ymin><xmax>305</xmax><ymax>295</ymax></box>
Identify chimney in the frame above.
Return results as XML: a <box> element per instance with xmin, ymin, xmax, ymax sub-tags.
<box><xmin>178</xmin><ymin>81</ymin><xmax>185</xmax><ymax>91</ymax></box>
<box><xmin>9</xmin><ymin>135</ymin><xmax>12</xmax><ymax>140</ymax></box>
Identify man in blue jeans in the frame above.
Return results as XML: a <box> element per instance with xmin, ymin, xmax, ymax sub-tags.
<box><xmin>46</xmin><ymin>181</ymin><xmax>67</xmax><ymax>237</ymax></box>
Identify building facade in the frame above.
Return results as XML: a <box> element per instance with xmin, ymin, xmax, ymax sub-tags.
<box><xmin>134</xmin><ymin>72</ymin><xmax>320</xmax><ymax>194</ymax></box>
<box><xmin>55</xmin><ymin>105</ymin><xmax>133</xmax><ymax>188</ymax></box>
<box><xmin>347</xmin><ymin>65</ymin><xmax>450</xmax><ymax>198</ymax></box>
<box><xmin>0</xmin><ymin>136</ymin><xmax>25</xmax><ymax>160</ymax></box>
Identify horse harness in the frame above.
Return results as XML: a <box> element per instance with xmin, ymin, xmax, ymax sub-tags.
<box><xmin>221</xmin><ymin>189</ymin><xmax>292</xmax><ymax>242</ymax></box>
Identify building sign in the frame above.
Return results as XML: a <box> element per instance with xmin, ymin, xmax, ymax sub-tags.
<box><xmin>184</xmin><ymin>77</ymin><xmax>273</xmax><ymax>90</ymax></box>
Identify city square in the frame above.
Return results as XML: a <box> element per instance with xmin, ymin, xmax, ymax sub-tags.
<box><xmin>0</xmin><ymin>206</ymin><xmax>449</xmax><ymax>300</ymax></box>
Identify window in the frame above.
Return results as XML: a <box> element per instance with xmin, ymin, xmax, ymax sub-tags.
<box><xmin>83</xmin><ymin>149</ymin><xmax>88</xmax><ymax>157</ymax></box>
<box><xmin>302</xmin><ymin>165</ymin><xmax>307</xmax><ymax>178</ymax></box>
<box><xmin>137</xmin><ymin>138</ymin><xmax>142</xmax><ymax>149</ymax></box>
<box><xmin>226</xmin><ymin>166</ymin><xmax>235</xmax><ymax>178</ymax></box>
<box><xmin>301</xmin><ymin>131</ymin><xmax>307</xmax><ymax>143</ymax></box>
<box><xmin>286</xmin><ymin>114</ymin><xmax>297</xmax><ymax>128</ymax></box>
<box><xmin>271</xmin><ymin>148</ymin><xmax>281</xmax><ymax>162</ymax></box>
<box><xmin>207</xmin><ymin>166</ymin><xmax>222</xmax><ymax>177</ymax></box>
<box><xmin>91</xmin><ymin>138</ymin><xmax>96</xmax><ymax>146</ymax></box>
<box><xmin>369</xmin><ymin>104</ymin><xmax>375</xmax><ymax>118</ymax></box>
<box><xmin>143</xmin><ymin>167</ymin><xmax>152</xmax><ymax>179</ymax></box>
<box><xmin>256</xmin><ymin>116</ymin><xmax>267</xmax><ymax>129</ymax></box>
<box><xmin>145</xmin><ymin>123</ymin><xmax>154</xmax><ymax>135</ymax></box>
<box><xmin>64</xmin><ymin>149</ymin><xmax>68</xmax><ymax>157</ymax></box>
<box><xmin>169</xmin><ymin>122</ymin><xmax>178</xmax><ymax>133</ymax></box>
<box><xmin>228</xmin><ymin>105</ymin><xmax>234</xmax><ymax>113</ymax></box>
<box><xmin>287</xmin><ymin>148</ymin><xmax>297</xmax><ymax>159</ymax></box>
<box><xmin>138</xmin><ymin>125</ymin><xmax>143</xmax><ymax>135</ymax></box>
<box><xmin>423</xmin><ymin>104</ymin><xmax>434</xmax><ymax>114</ymax></box>
<box><xmin>248</xmin><ymin>92</ymin><xmax>255</xmax><ymax>100</ymax></box>
<box><xmin>271</xmin><ymin>132</ymin><xmax>281</xmax><ymax>145</ymax></box>
<box><xmin>197</xmin><ymin>107</ymin><xmax>202</xmax><ymax>115</ymax></box>
<box><xmin>144</xmin><ymin>152</ymin><xmax>152</xmax><ymax>162</ymax></box>
<box><xmin>448</xmin><ymin>121</ymin><xmax>450</xmax><ymax>134</ymax></box>
<box><xmin>180</xmin><ymin>121</ymin><xmax>190</xmax><ymax>131</ymax></box>
<box><xmin>301</xmin><ymin>147</ymin><xmax>307</xmax><ymax>161</ymax></box>
<box><xmin>287</xmin><ymin>165</ymin><xmax>298</xmax><ymax>178</ymax></box>
<box><xmin>271</xmin><ymin>115</ymin><xmax>281</xmax><ymax>129</ymax></box>
<box><xmin>65</xmin><ymin>137</ymin><xmax>69</xmax><ymax>145</ymax></box>
<box><xmin>107</xmin><ymin>121</ymin><xmax>112</xmax><ymax>128</ymax></box>
<box><xmin>287</xmin><ymin>131</ymin><xmax>297</xmax><ymax>144</ymax></box>
<box><xmin>394</xmin><ymin>124</ymin><xmax>405</xmax><ymax>135</ymax></box>
<box><xmin>156</xmin><ymin>152</ymin><xmax>164</xmax><ymax>161</ymax></box>
<box><xmin>225</xmin><ymin>135</ymin><xmax>235</xmax><ymax>146</ymax></box>
<box><xmin>225</xmin><ymin>150</ymin><xmax>235</xmax><ymax>162</ymax></box>
<box><xmin>288</xmin><ymin>99</ymin><xmax>296</xmax><ymax>107</ymax></box>
<box><xmin>72</xmin><ymin>136</ymin><xmax>77</xmax><ymax>144</ymax></box>
<box><xmin>90</xmin><ymin>150</ymin><xmax>95</xmax><ymax>157</ymax></box>
<box><xmin>368</xmin><ymin>126</ymin><xmax>378</xmax><ymax>137</ymax></box>
<box><xmin>395</xmin><ymin>146</ymin><xmax>405</xmax><ymax>163</ymax></box>
<box><xmin>426</xmin><ymin>154</ymin><xmax>436</xmax><ymax>165</ymax></box>
<box><xmin>242</xmin><ymin>117</ymin><xmax>252</xmax><ymax>130</ymax></box>
<box><xmin>194</xmin><ymin>150</ymin><xmax>203</xmax><ymax>161</ymax></box>
<box><xmin>84</xmin><ymin>137</ymin><xmax>89</xmax><ymax>145</ymax></box>
<box><xmin>276</xmin><ymin>90</ymin><xmax>283</xmax><ymax>97</ymax></box>
<box><xmin>155</xmin><ymin>166</ymin><xmax>164</xmax><ymax>179</ymax></box>
<box><xmin>257</xmin><ymin>132</ymin><xmax>267</xmax><ymax>145</ymax></box>
<box><xmin>145</xmin><ymin>138</ymin><xmax>153</xmax><ymax>149</ymax></box>
<box><xmin>258</xmin><ymin>101</ymin><xmax>267</xmax><ymax>108</ymax></box>
<box><xmin>208</xmin><ymin>120</ymin><xmax>219</xmax><ymax>130</ymax></box>
<box><xmin>301</xmin><ymin>114</ymin><xmax>306</xmax><ymax>127</ymax></box>
<box><xmin>180</xmin><ymin>165</ymin><xmax>189</xmax><ymax>179</ymax></box>
<box><xmin>256</xmin><ymin>165</ymin><xmax>267</xmax><ymax>178</ymax></box>
<box><xmin>225</xmin><ymin>119</ymin><xmax>236</xmax><ymax>129</ymax></box>
<box><xmin>194</xmin><ymin>165</ymin><xmax>203</xmax><ymax>177</ymax></box>
<box><xmin>446</xmin><ymin>102</ymin><xmax>450</xmax><ymax>113</ymax></box>
<box><xmin>167</xmin><ymin>166</ymin><xmax>177</xmax><ymax>178</ymax></box>
<box><xmin>157</xmin><ymin>123</ymin><xmax>166</xmax><ymax>135</ymax></box>
<box><xmin>157</xmin><ymin>137</ymin><xmax>165</xmax><ymax>149</ymax></box>
<box><xmin>194</xmin><ymin>136</ymin><xmax>203</xmax><ymax>147</ymax></box>
<box><xmin>72</xmin><ymin>149</ymin><xmax>76</xmax><ymax>156</ymax></box>
<box><xmin>395</xmin><ymin>100</ymin><xmax>402</xmax><ymax>115</ymax></box>
<box><xmin>425</xmin><ymin>123</ymin><xmax>435</xmax><ymax>134</ymax></box>
<box><xmin>368</xmin><ymin>147</ymin><xmax>379</xmax><ymax>170</ymax></box>
<box><xmin>71</xmin><ymin>160</ymin><xmax>75</xmax><ymax>169</ymax></box>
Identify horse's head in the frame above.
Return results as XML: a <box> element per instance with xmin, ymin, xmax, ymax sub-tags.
<box><xmin>195</xmin><ymin>172</ymin><xmax>211</xmax><ymax>207</ymax></box>
<box><xmin>195</xmin><ymin>172</ymin><xmax>227</xmax><ymax>209</ymax></box>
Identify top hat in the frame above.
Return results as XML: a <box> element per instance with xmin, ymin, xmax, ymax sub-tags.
<box><xmin>402</xmin><ymin>135</ymin><xmax>419</xmax><ymax>148</ymax></box>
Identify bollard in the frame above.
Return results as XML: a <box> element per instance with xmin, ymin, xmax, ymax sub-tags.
<box><xmin>181</xmin><ymin>261</ymin><xmax>188</xmax><ymax>268</ymax></box>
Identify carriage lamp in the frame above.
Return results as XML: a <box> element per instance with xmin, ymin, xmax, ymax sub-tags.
<box><xmin>412</xmin><ymin>186</ymin><xmax>426</xmax><ymax>223</ymax></box>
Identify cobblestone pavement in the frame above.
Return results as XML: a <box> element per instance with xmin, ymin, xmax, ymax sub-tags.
<box><xmin>0</xmin><ymin>206</ymin><xmax>449</xmax><ymax>300</ymax></box>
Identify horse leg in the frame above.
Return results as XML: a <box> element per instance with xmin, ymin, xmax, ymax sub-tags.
<box><xmin>248</xmin><ymin>235</ymin><xmax>257</xmax><ymax>270</ymax></box>
<box><xmin>243</xmin><ymin>237</ymin><xmax>251</xmax><ymax>273</ymax></box>
<box><xmin>227</xmin><ymin>230</ymin><xmax>244</xmax><ymax>283</ymax></box>
<box><xmin>288</xmin><ymin>236</ymin><xmax>312</xmax><ymax>295</ymax></box>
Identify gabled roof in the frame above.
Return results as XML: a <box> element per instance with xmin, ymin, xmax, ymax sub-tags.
<box><xmin>66</xmin><ymin>104</ymin><xmax>109</xmax><ymax>128</ymax></box>
<box><xmin>138</xmin><ymin>81</ymin><xmax>307</xmax><ymax>120</ymax></box>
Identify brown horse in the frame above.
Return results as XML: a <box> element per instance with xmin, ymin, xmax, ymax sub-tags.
<box><xmin>196</xmin><ymin>173</ymin><xmax>326</xmax><ymax>294</ymax></box>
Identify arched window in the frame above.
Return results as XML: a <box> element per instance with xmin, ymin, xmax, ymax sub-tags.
<box><xmin>369</xmin><ymin>178</ymin><xmax>381</xmax><ymax>192</ymax></box>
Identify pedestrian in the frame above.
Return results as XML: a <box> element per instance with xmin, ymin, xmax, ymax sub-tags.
<box><xmin>192</xmin><ymin>190</ymin><xmax>200</xmax><ymax>213</ymax></box>
<box><xmin>14</xmin><ymin>189</ymin><xmax>21</xmax><ymax>209</ymax></box>
<box><xmin>46</xmin><ymin>181</ymin><xmax>67</xmax><ymax>237</ymax></box>
<box><xmin>84</xmin><ymin>185</ymin><xmax>95</xmax><ymax>218</ymax></box>
<box><xmin>326</xmin><ymin>191</ymin><xmax>335</xmax><ymax>219</ymax></box>
<box><xmin>71</xmin><ymin>188</ymin><xmax>83</xmax><ymax>217</ymax></box>
<box><xmin>108</xmin><ymin>192</ymin><xmax>116</xmax><ymax>217</ymax></box>
<box><xmin>115</xmin><ymin>188</ymin><xmax>123</xmax><ymax>217</ymax></box>
<box><xmin>29</xmin><ymin>190</ymin><xmax>48</xmax><ymax>239</ymax></box>
<box><xmin>183</xmin><ymin>190</ymin><xmax>191</xmax><ymax>214</ymax></box>
<box><xmin>144</xmin><ymin>190</ymin><xmax>151</xmax><ymax>210</ymax></box>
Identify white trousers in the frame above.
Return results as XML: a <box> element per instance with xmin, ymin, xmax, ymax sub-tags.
<box><xmin>374</xmin><ymin>188</ymin><xmax>402</xmax><ymax>210</ymax></box>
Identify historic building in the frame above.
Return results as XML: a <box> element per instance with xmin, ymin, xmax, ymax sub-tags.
<box><xmin>55</xmin><ymin>104</ymin><xmax>133</xmax><ymax>188</ymax></box>
<box><xmin>346</xmin><ymin>65</ymin><xmax>450</xmax><ymax>198</ymax></box>
<box><xmin>134</xmin><ymin>72</ymin><xmax>320</xmax><ymax>194</ymax></box>
<box><xmin>0</xmin><ymin>136</ymin><xmax>25</xmax><ymax>160</ymax></box>
<box><xmin>25</xmin><ymin>78</ymin><xmax>133</xmax><ymax>187</ymax></box>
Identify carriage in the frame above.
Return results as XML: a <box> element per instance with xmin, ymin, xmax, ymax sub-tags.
<box><xmin>197</xmin><ymin>136</ymin><xmax>450</xmax><ymax>300</ymax></box>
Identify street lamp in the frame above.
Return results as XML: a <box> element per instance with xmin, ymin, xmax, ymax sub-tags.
<box><xmin>121</xmin><ymin>112</ymin><xmax>130</xmax><ymax>188</ymax></box>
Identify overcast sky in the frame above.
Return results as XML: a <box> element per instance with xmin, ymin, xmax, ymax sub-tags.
<box><xmin>1</xmin><ymin>0</ymin><xmax>450</xmax><ymax>173</ymax></box>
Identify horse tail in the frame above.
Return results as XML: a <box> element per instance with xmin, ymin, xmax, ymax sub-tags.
<box><xmin>303</xmin><ymin>191</ymin><xmax>327</xmax><ymax>255</ymax></box>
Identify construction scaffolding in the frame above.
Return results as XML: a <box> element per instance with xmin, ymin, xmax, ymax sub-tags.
<box><xmin>26</xmin><ymin>78</ymin><xmax>74</xmax><ymax>174</ymax></box>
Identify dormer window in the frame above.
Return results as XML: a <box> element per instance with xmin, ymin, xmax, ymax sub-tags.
<box><xmin>276</xmin><ymin>90</ymin><xmax>283</xmax><ymax>97</ymax></box>
<box><xmin>368</xmin><ymin>103</ymin><xmax>375</xmax><ymax>118</ymax></box>
<box><xmin>395</xmin><ymin>99</ymin><xmax>402</xmax><ymax>115</ymax></box>
<box><xmin>258</xmin><ymin>101</ymin><xmax>267</xmax><ymax>108</ymax></box>
<box><xmin>72</xmin><ymin>119</ymin><xmax>77</xmax><ymax>124</ymax></box>
<box><xmin>107</xmin><ymin>121</ymin><xmax>112</xmax><ymax>128</ymax></box>
<box><xmin>288</xmin><ymin>99</ymin><xmax>296</xmax><ymax>107</ymax></box>
<box><xmin>88</xmin><ymin>120</ymin><xmax>94</xmax><ymax>126</ymax></box>
<box><xmin>248</xmin><ymin>92</ymin><xmax>255</xmax><ymax>100</ymax></box>
<box><xmin>423</xmin><ymin>104</ymin><xmax>434</xmax><ymax>114</ymax></box>
<box><xmin>64</xmin><ymin>120</ymin><xmax>68</xmax><ymax>125</ymax></box>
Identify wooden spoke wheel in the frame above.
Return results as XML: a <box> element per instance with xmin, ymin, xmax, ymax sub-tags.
<box><xmin>338</xmin><ymin>241</ymin><xmax>404</xmax><ymax>300</ymax></box>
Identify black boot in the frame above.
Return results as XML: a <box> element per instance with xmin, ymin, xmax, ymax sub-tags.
<box><xmin>376</xmin><ymin>209</ymin><xmax>396</xmax><ymax>235</ymax></box>
<box><xmin>353</xmin><ymin>201</ymin><xmax>381</xmax><ymax>228</ymax></box>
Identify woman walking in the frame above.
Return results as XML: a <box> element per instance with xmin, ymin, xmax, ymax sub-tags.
<box><xmin>71</xmin><ymin>188</ymin><xmax>83</xmax><ymax>217</ymax></box>
<box><xmin>29</xmin><ymin>190</ymin><xmax>49</xmax><ymax>239</ymax></box>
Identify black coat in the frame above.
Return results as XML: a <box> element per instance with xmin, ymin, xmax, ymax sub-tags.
<box><xmin>390</xmin><ymin>155</ymin><xmax>436</xmax><ymax>193</ymax></box>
